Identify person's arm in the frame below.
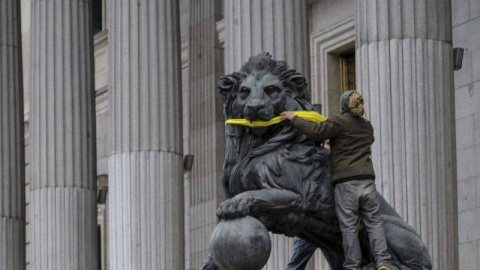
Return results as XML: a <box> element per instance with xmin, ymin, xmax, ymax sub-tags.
<box><xmin>281</xmin><ymin>112</ymin><xmax>342</xmax><ymax>141</ymax></box>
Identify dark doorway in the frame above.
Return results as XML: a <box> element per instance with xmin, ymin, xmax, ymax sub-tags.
<box><xmin>93</xmin><ymin>0</ymin><xmax>103</xmax><ymax>35</ymax></box>
<box><xmin>340</xmin><ymin>52</ymin><xmax>356</xmax><ymax>93</ymax></box>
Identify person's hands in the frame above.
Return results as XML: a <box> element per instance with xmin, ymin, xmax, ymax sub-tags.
<box><xmin>280</xmin><ymin>111</ymin><xmax>295</xmax><ymax>120</ymax></box>
<box><xmin>324</xmin><ymin>140</ymin><xmax>330</xmax><ymax>150</ymax></box>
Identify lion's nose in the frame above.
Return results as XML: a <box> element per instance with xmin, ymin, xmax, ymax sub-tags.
<box><xmin>245</xmin><ymin>104</ymin><xmax>263</xmax><ymax>112</ymax></box>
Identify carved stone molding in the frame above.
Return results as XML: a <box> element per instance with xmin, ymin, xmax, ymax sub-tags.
<box><xmin>310</xmin><ymin>16</ymin><xmax>355</xmax><ymax>115</ymax></box>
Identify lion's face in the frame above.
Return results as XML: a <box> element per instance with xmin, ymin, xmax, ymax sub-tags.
<box><xmin>233</xmin><ymin>74</ymin><xmax>287</xmax><ymax>121</ymax></box>
<box><xmin>218</xmin><ymin>53</ymin><xmax>311</xmax><ymax>135</ymax></box>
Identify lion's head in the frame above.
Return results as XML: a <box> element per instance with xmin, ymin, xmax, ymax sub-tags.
<box><xmin>218</xmin><ymin>52</ymin><xmax>312</xmax><ymax>123</ymax></box>
<box><xmin>218</xmin><ymin>53</ymin><xmax>318</xmax><ymax>187</ymax></box>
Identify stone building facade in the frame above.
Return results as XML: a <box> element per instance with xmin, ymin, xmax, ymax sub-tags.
<box><xmin>0</xmin><ymin>0</ymin><xmax>476</xmax><ymax>269</ymax></box>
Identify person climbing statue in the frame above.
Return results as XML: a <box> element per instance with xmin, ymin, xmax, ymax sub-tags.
<box><xmin>280</xmin><ymin>90</ymin><xmax>393</xmax><ymax>270</ymax></box>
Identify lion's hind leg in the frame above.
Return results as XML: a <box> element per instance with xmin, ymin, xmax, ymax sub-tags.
<box><xmin>382</xmin><ymin>215</ymin><xmax>432</xmax><ymax>270</ymax></box>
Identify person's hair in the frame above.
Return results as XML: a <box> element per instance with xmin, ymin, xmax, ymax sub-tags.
<box><xmin>339</xmin><ymin>90</ymin><xmax>364</xmax><ymax>116</ymax></box>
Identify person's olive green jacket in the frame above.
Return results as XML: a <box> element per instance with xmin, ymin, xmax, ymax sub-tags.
<box><xmin>291</xmin><ymin>113</ymin><xmax>375</xmax><ymax>185</ymax></box>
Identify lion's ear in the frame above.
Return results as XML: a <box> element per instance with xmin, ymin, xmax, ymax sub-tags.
<box><xmin>217</xmin><ymin>75</ymin><xmax>238</xmax><ymax>96</ymax></box>
<box><xmin>288</xmin><ymin>74</ymin><xmax>307</xmax><ymax>90</ymax></box>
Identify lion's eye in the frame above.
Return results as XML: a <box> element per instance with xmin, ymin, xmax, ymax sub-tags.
<box><xmin>264</xmin><ymin>86</ymin><xmax>277</xmax><ymax>95</ymax></box>
<box><xmin>240</xmin><ymin>87</ymin><xmax>250</xmax><ymax>95</ymax></box>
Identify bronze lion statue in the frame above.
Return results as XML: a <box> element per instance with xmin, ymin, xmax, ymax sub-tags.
<box><xmin>195</xmin><ymin>53</ymin><xmax>432</xmax><ymax>270</ymax></box>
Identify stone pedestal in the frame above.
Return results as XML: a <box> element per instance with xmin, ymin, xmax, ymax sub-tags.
<box><xmin>355</xmin><ymin>0</ymin><xmax>458</xmax><ymax>269</ymax></box>
<box><xmin>223</xmin><ymin>1</ymin><xmax>313</xmax><ymax>269</ymax></box>
<box><xmin>29</xmin><ymin>0</ymin><xmax>98</xmax><ymax>269</ymax></box>
<box><xmin>107</xmin><ymin>0</ymin><xmax>184</xmax><ymax>269</ymax></box>
<box><xmin>0</xmin><ymin>1</ymin><xmax>25</xmax><ymax>269</ymax></box>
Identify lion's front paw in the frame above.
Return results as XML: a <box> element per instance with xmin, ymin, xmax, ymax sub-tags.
<box><xmin>216</xmin><ymin>196</ymin><xmax>256</xmax><ymax>220</ymax></box>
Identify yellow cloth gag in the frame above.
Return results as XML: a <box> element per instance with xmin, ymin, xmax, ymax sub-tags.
<box><xmin>225</xmin><ymin>111</ymin><xmax>327</xmax><ymax>127</ymax></box>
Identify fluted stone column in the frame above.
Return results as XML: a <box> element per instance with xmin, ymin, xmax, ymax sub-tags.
<box><xmin>224</xmin><ymin>1</ymin><xmax>313</xmax><ymax>269</ymax></box>
<box><xmin>0</xmin><ymin>1</ymin><xmax>25</xmax><ymax>269</ymax></box>
<box><xmin>188</xmin><ymin>0</ymin><xmax>225</xmax><ymax>267</ymax></box>
<box><xmin>29</xmin><ymin>0</ymin><xmax>98</xmax><ymax>269</ymax></box>
<box><xmin>355</xmin><ymin>0</ymin><xmax>457</xmax><ymax>269</ymax></box>
<box><xmin>108</xmin><ymin>0</ymin><xmax>184</xmax><ymax>269</ymax></box>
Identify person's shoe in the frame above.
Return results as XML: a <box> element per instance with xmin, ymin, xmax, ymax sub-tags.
<box><xmin>378</xmin><ymin>266</ymin><xmax>393</xmax><ymax>270</ymax></box>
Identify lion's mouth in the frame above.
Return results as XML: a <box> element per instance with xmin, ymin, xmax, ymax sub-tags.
<box><xmin>244</xmin><ymin>109</ymin><xmax>274</xmax><ymax>122</ymax></box>
<box><xmin>246</xmin><ymin>115</ymin><xmax>273</xmax><ymax>121</ymax></box>
<box><xmin>225</xmin><ymin>111</ymin><xmax>327</xmax><ymax>128</ymax></box>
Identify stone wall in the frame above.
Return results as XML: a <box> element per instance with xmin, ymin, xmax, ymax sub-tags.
<box><xmin>452</xmin><ymin>0</ymin><xmax>480</xmax><ymax>269</ymax></box>
<box><xmin>20</xmin><ymin>1</ymin><xmax>31</xmax><ymax>266</ymax></box>
<box><xmin>187</xmin><ymin>0</ymin><xmax>225</xmax><ymax>268</ymax></box>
